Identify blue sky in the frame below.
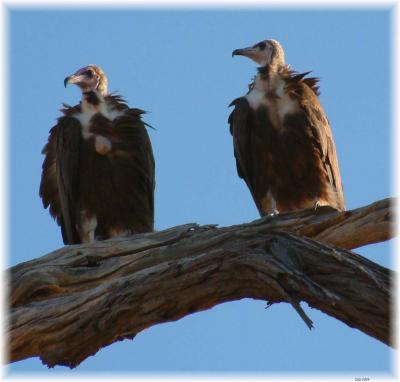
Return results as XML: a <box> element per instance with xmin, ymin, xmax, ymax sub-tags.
<box><xmin>7</xmin><ymin>5</ymin><xmax>393</xmax><ymax>376</ymax></box>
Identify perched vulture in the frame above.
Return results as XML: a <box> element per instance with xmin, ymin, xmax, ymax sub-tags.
<box><xmin>40</xmin><ymin>65</ymin><xmax>155</xmax><ymax>244</ymax></box>
<box><xmin>229</xmin><ymin>39</ymin><xmax>345</xmax><ymax>215</ymax></box>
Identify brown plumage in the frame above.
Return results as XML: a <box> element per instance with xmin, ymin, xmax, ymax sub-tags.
<box><xmin>40</xmin><ymin>65</ymin><xmax>155</xmax><ymax>244</ymax></box>
<box><xmin>229</xmin><ymin>39</ymin><xmax>344</xmax><ymax>215</ymax></box>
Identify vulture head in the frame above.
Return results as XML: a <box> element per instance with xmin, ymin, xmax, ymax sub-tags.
<box><xmin>232</xmin><ymin>39</ymin><xmax>285</xmax><ymax>68</ymax></box>
<box><xmin>64</xmin><ymin>64</ymin><xmax>108</xmax><ymax>95</ymax></box>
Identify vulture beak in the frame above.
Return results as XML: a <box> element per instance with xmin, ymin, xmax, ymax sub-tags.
<box><xmin>64</xmin><ymin>73</ymin><xmax>86</xmax><ymax>88</ymax></box>
<box><xmin>232</xmin><ymin>47</ymin><xmax>258</xmax><ymax>58</ymax></box>
<box><xmin>63</xmin><ymin>76</ymin><xmax>71</xmax><ymax>88</ymax></box>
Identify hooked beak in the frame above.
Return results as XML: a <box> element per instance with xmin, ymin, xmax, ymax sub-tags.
<box><xmin>63</xmin><ymin>76</ymin><xmax>70</xmax><ymax>88</ymax></box>
<box><xmin>232</xmin><ymin>47</ymin><xmax>258</xmax><ymax>58</ymax></box>
<box><xmin>63</xmin><ymin>73</ymin><xmax>85</xmax><ymax>88</ymax></box>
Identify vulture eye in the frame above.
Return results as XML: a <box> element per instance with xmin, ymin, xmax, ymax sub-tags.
<box><xmin>253</xmin><ymin>41</ymin><xmax>266</xmax><ymax>50</ymax></box>
<box><xmin>83</xmin><ymin>70</ymin><xmax>94</xmax><ymax>78</ymax></box>
<box><xmin>256</xmin><ymin>42</ymin><xmax>266</xmax><ymax>50</ymax></box>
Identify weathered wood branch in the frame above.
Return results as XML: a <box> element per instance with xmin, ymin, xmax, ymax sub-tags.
<box><xmin>8</xmin><ymin>198</ymin><xmax>395</xmax><ymax>368</ymax></box>
<box><xmin>250</xmin><ymin>197</ymin><xmax>394</xmax><ymax>249</ymax></box>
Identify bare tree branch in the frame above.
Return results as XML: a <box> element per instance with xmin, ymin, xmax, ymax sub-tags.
<box><xmin>251</xmin><ymin>197</ymin><xmax>394</xmax><ymax>249</ymax></box>
<box><xmin>7</xmin><ymin>198</ymin><xmax>395</xmax><ymax>368</ymax></box>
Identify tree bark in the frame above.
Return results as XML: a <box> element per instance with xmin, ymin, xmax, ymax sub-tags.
<box><xmin>7</xmin><ymin>198</ymin><xmax>395</xmax><ymax>368</ymax></box>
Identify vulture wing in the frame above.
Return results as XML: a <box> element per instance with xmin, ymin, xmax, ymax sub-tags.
<box><xmin>294</xmin><ymin>82</ymin><xmax>345</xmax><ymax>210</ymax></box>
<box><xmin>40</xmin><ymin>116</ymin><xmax>82</xmax><ymax>244</ymax></box>
<box><xmin>228</xmin><ymin>97</ymin><xmax>270</xmax><ymax>214</ymax></box>
<box><xmin>112</xmin><ymin>108</ymin><xmax>155</xmax><ymax>232</ymax></box>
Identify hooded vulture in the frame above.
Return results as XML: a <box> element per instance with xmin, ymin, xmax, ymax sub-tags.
<box><xmin>40</xmin><ymin>65</ymin><xmax>155</xmax><ymax>244</ymax></box>
<box><xmin>229</xmin><ymin>39</ymin><xmax>345</xmax><ymax>215</ymax></box>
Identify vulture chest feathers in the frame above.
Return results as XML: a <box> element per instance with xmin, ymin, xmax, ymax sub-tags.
<box><xmin>229</xmin><ymin>56</ymin><xmax>345</xmax><ymax>215</ymax></box>
<box><xmin>40</xmin><ymin>70</ymin><xmax>155</xmax><ymax>245</ymax></box>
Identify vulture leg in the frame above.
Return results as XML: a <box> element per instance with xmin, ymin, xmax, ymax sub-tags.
<box><xmin>79</xmin><ymin>211</ymin><xmax>97</xmax><ymax>243</ymax></box>
<box><xmin>260</xmin><ymin>192</ymin><xmax>279</xmax><ymax>216</ymax></box>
